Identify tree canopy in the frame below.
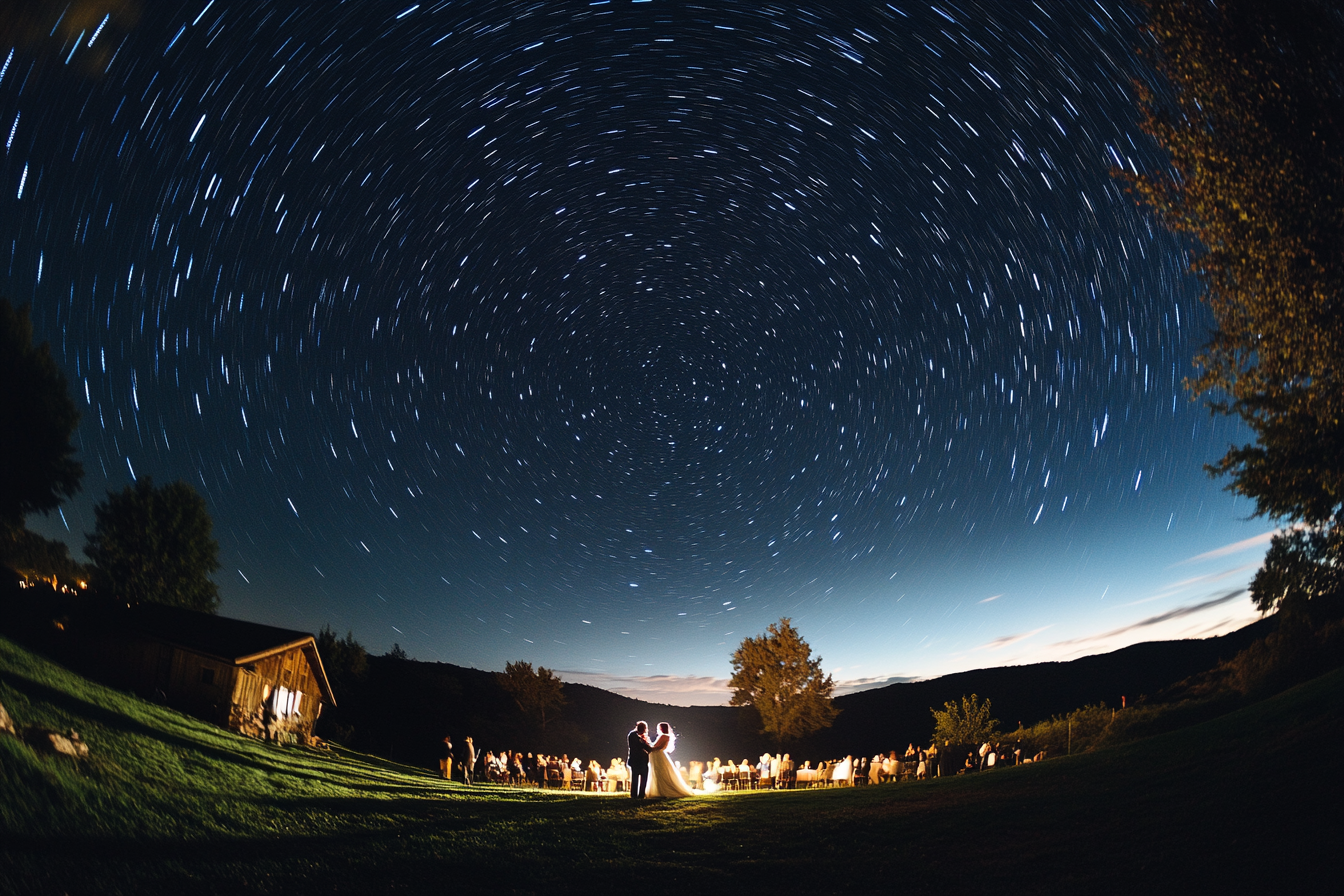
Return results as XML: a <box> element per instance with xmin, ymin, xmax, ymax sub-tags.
<box><xmin>84</xmin><ymin>478</ymin><xmax>221</xmax><ymax>612</ymax></box>
<box><xmin>495</xmin><ymin>660</ymin><xmax>566</xmax><ymax>732</ymax></box>
<box><xmin>729</xmin><ymin>617</ymin><xmax>838</xmax><ymax>744</ymax></box>
<box><xmin>0</xmin><ymin>298</ymin><xmax>82</xmax><ymax>530</ymax></box>
<box><xmin>1127</xmin><ymin>0</ymin><xmax>1344</xmax><ymax>617</ymax></box>
<box><xmin>930</xmin><ymin>693</ymin><xmax>1001</xmax><ymax>746</ymax></box>
<box><xmin>0</xmin><ymin>527</ymin><xmax>89</xmax><ymax>587</ymax></box>
<box><xmin>316</xmin><ymin>626</ymin><xmax>369</xmax><ymax>695</ymax></box>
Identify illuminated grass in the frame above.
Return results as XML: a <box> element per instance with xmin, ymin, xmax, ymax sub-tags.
<box><xmin>2</xmin><ymin>634</ymin><xmax>1339</xmax><ymax>894</ymax></box>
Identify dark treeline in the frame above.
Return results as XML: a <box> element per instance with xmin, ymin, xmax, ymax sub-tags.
<box><xmin>315</xmin><ymin>620</ymin><xmax>1274</xmax><ymax>771</ymax></box>
<box><xmin>0</xmin><ymin>574</ymin><xmax>1289</xmax><ymax>773</ymax></box>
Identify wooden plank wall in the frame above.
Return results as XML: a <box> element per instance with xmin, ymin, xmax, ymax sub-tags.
<box><xmin>87</xmin><ymin>632</ymin><xmax>326</xmax><ymax>741</ymax></box>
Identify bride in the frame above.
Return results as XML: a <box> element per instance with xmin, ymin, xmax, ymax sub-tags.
<box><xmin>646</xmin><ymin>722</ymin><xmax>696</xmax><ymax>798</ymax></box>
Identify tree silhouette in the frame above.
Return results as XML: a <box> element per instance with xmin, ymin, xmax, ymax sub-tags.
<box><xmin>0</xmin><ymin>298</ymin><xmax>82</xmax><ymax>530</ymax></box>
<box><xmin>930</xmin><ymin>694</ymin><xmax>1000</xmax><ymax>746</ymax></box>
<box><xmin>729</xmin><ymin>617</ymin><xmax>838</xmax><ymax>744</ymax></box>
<box><xmin>1126</xmin><ymin>0</ymin><xmax>1344</xmax><ymax>617</ymax></box>
<box><xmin>316</xmin><ymin>626</ymin><xmax>369</xmax><ymax>694</ymax></box>
<box><xmin>495</xmin><ymin>660</ymin><xmax>566</xmax><ymax>731</ymax></box>
<box><xmin>85</xmin><ymin>478</ymin><xmax>221</xmax><ymax>612</ymax></box>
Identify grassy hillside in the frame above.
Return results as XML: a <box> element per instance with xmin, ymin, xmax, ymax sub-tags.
<box><xmin>2</xmin><ymin>633</ymin><xmax>1338</xmax><ymax>894</ymax></box>
<box><xmin>320</xmin><ymin>620</ymin><xmax>1274</xmax><ymax>770</ymax></box>
<box><xmin>0</xmin><ymin>579</ymin><xmax>1278</xmax><ymax>768</ymax></box>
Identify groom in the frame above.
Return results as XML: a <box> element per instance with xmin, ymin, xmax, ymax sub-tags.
<box><xmin>627</xmin><ymin>720</ymin><xmax>652</xmax><ymax>799</ymax></box>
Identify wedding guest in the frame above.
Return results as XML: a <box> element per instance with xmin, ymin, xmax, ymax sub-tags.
<box><xmin>462</xmin><ymin>736</ymin><xmax>477</xmax><ymax>785</ymax></box>
<box><xmin>439</xmin><ymin>737</ymin><xmax>453</xmax><ymax>780</ymax></box>
<box><xmin>607</xmin><ymin>757</ymin><xmax>628</xmax><ymax>792</ymax></box>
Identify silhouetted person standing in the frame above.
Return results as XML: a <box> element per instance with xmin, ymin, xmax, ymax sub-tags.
<box><xmin>463</xmin><ymin>736</ymin><xmax>476</xmax><ymax>785</ymax></box>
<box><xmin>440</xmin><ymin>736</ymin><xmax>453</xmax><ymax>779</ymax></box>
<box><xmin>627</xmin><ymin>721</ymin><xmax>652</xmax><ymax>798</ymax></box>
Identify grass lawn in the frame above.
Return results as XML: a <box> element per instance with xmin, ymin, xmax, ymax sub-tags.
<box><xmin>2</xmin><ymin>633</ymin><xmax>1339</xmax><ymax>894</ymax></box>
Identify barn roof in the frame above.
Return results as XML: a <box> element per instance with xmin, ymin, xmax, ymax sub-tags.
<box><xmin>124</xmin><ymin>604</ymin><xmax>336</xmax><ymax>705</ymax></box>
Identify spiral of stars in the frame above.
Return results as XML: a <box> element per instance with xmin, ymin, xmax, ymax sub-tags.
<box><xmin>2</xmin><ymin>1</ymin><xmax>1266</xmax><ymax>691</ymax></box>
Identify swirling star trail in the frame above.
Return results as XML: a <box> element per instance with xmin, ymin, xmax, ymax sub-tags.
<box><xmin>4</xmin><ymin>1</ymin><xmax>1270</xmax><ymax>703</ymax></box>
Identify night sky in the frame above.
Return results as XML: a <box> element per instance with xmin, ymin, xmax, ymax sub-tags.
<box><xmin>4</xmin><ymin>1</ymin><xmax>1273</xmax><ymax>705</ymax></box>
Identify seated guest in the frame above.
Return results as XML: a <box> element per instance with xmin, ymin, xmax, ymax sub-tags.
<box><xmin>607</xmin><ymin>758</ymin><xmax>627</xmax><ymax>792</ymax></box>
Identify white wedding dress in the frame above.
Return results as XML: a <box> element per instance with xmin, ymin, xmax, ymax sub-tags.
<box><xmin>647</xmin><ymin>733</ymin><xmax>696</xmax><ymax>798</ymax></box>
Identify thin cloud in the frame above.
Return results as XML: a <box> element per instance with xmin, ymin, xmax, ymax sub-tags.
<box><xmin>1119</xmin><ymin>562</ymin><xmax>1260</xmax><ymax>607</ymax></box>
<box><xmin>973</xmin><ymin>625</ymin><xmax>1051</xmax><ymax>652</ymax></box>
<box><xmin>1176</xmin><ymin>530</ymin><xmax>1278</xmax><ymax>565</ymax></box>
<box><xmin>978</xmin><ymin>593</ymin><xmax>1003</xmax><ymax>604</ymax></box>
<box><xmin>1054</xmin><ymin>588</ymin><xmax>1248</xmax><ymax>648</ymax></box>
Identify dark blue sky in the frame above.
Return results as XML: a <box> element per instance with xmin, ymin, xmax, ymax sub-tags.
<box><xmin>4</xmin><ymin>1</ymin><xmax>1270</xmax><ymax>704</ymax></box>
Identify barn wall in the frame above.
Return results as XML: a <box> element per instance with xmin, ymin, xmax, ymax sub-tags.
<box><xmin>164</xmin><ymin>649</ymin><xmax>234</xmax><ymax>727</ymax></box>
<box><xmin>83</xmin><ymin>628</ymin><xmax>327</xmax><ymax>742</ymax></box>
<box><xmin>228</xmin><ymin>646</ymin><xmax>326</xmax><ymax>741</ymax></box>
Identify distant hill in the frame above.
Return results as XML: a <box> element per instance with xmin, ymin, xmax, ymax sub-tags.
<box><xmin>790</xmin><ymin>618</ymin><xmax>1274</xmax><ymax>759</ymax></box>
<box><xmin>2</xmin><ymin>628</ymin><xmax>1338</xmax><ymax>893</ymax></box>
<box><xmin>0</xmin><ymin>574</ymin><xmax>1273</xmax><ymax>769</ymax></box>
<box><xmin>340</xmin><ymin>618</ymin><xmax>1274</xmax><ymax>769</ymax></box>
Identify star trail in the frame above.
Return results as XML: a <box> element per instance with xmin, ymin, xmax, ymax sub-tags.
<box><xmin>3</xmin><ymin>1</ymin><xmax>1271</xmax><ymax>703</ymax></box>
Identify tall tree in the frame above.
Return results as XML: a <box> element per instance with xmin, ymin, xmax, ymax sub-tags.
<box><xmin>84</xmin><ymin>478</ymin><xmax>221</xmax><ymax>612</ymax></box>
<box><xmin>0</xmin><ymin>298</ymin><xmax>82</xmax><ymax>530</ymax></box>
<box><xmin>315</xmin><ymin>626</ymin><xmax>369</xmax><ymax>695</ymax></box>
<box><xmin>930</xmin><ymin>694</ymin><xmax>1000</xmax><ymax>746</ymax></box>
<box><xmin>495</xmin><ymin>660</ymin><xmax>566</xmax><ymax>731</ymax></box>
<box><xmin>729</xmin><ymin>617</ymin><xmax>838</xmax><ymax>744</ymax></box>
<box><xmin>1127</xmin><ymin>0</ymin><xmax>1344</xmax><ymax>617</ymax></box>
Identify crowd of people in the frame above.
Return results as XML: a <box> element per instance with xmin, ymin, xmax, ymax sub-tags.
<box><xmin>434</xmin><ymin>735</ymin><xmax>1047</xmax><ymax>792</ymax></box>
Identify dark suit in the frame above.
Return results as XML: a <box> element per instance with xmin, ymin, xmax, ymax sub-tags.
<box><xmin>627</xmin><ymin>728</ymin><xmax>651</xmax><ymax>798</ymax></box>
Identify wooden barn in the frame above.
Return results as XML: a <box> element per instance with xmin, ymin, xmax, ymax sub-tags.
<box><xmin>88</xmin><ymin>604</ymin><xmax>335</xmax><ymax>743</ymax></box>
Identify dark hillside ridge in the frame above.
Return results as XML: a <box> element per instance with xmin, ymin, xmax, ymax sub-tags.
<box><xmin>791</xmin><ymin>618</ymin><xmax>1273</xmax><ymax>758</ymax></box>
<box><xmin>344</xmin><ymin>618</ymin><xmax>1273</xmax><ymax>768</ymax></box>
<box><xmin>0</xmin><ymin>575</ymin><xmax>1272</xmax><ymax>768</ymax></box>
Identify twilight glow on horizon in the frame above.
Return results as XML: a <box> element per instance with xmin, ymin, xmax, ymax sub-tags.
<box><xmin>4</xmin><ymin>0</ymin><xmax>1272</xmax><ymax>706</ymax></box>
